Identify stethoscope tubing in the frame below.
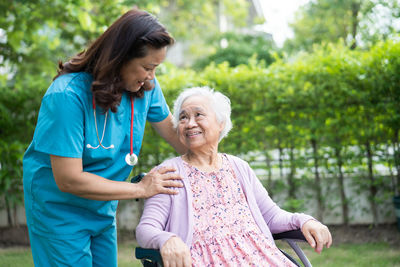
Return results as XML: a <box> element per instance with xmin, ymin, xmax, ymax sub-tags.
<box><xmin>86</xmin><ymin>95</ymin><xmax>115</xmax><ymax>150</ymax></box>
<box><xmin>86</xmin><ymin>95</ymin><xmax>138</xmax><ymax>166</ymax></box>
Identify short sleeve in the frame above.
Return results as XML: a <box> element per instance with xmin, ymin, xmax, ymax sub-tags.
<box><xmin>33</xmin><ymin>91</ymin><xmax>84</xmax><ymax>158</ymax></box>
<box><xmin>146</xmin><ymin>78</ymin><xmax>170</xmax><ymax>123</ymax></box>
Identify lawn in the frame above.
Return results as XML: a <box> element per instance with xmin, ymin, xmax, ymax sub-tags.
<box><xmin>0</xmin><ymin>242</ymin><xmax>142</xmax><ymax>267</ymax></box>
<box><xmin>277</xmin><ymin>241</ymin><xmax>400</xmax><ymax>267</ymax></box>
<box><xmin>0</xmin><ymin>241</ymin><xmax>399</xmax><ymax>266</ymax></box>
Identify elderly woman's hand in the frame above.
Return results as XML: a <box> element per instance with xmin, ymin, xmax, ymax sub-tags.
<box><xmin>161</xmin><ymin>236</ymin><xmax>192</xmax><ymax>267</ymax></box>
<box><xmin>301</xmin><ymin>220</ymin><xmax>332</xmax><ymax>254</ymax></box>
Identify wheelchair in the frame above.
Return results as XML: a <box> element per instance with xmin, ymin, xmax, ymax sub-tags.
<box><xmin>134</xmin><ymin>229</ymin><xmax>312</xmax><ymax>267</ymax></box>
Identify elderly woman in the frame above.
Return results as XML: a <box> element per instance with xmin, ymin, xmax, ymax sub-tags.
<box><xmin>136</xmin><ymin>87</ymin><xmax>332</xmax><ymax>267</ymax></box>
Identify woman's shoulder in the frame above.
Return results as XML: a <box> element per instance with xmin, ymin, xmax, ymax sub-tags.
<box><xmin>224</xmin><ymin>154</ymin><xmax>249</xmax><ymax>167</ymax></box>
<box><xmin>46</xmin><ymin>72</ymin><xmax>93</xmax><ymax>96</ymax></box>
<box><xmin>158</xmin><ymin>156</ymin><xmax>182</xmax><ymax>168</ymax></box>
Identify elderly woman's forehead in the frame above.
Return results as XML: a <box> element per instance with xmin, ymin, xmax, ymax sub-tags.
<box><xmin>181</xmin><ymin>95</ymin><xmax>211</xmax><ymax>108</ymax></box>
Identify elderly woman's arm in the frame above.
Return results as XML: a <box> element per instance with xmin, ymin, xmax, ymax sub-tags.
<box><xmin>135</xmin><ymin>188</ymin><xmax>192</xmax><ymax>266</ymax></box>
<box><xmin>135</xmin><ymin>193</ymin><xmax>176</xmax><ymax>249</ymax></box>
<box><xmin>244</xmin><ymin>162</ymin><xmax>332</xmax><ymax>252</ymax></box>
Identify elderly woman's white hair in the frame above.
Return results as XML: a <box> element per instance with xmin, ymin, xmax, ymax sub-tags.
<box><xmin>172</xmin><ymin>86</ymin><xmax>232</xmax><ymax>141</ymax></box>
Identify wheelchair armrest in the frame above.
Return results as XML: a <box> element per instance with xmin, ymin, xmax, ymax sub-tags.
<box><xmin>135</xmin><ymin>247</ymin><xmax>162</xmax><ymax>264</ymax></box>
<box><xmin>273</xmin><ymin>230</ymin><xmax>312</xmax><ymax>267</ymax></box>
<box><xmin>272</xmin><ymin>229</ymin><xmax>307</xmax><ymax>242</ymax></box>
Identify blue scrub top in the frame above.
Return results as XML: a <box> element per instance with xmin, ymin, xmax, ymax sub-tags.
<box><xmin>23</xmin><ymin>72</ymin><xmax>170</xmax><ymax>238</ymax></box>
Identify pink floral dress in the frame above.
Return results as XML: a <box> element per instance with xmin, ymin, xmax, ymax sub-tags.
<box><xmin>183</xmin><ymin>154</ymin><xmax>296</xmax><ymax>267</ymax></box>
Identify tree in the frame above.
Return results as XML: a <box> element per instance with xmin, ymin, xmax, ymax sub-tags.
<box><xmin>0</xmin><ymin>85</ymin><xmax>42</xmax><ymax>226</ymax></box>
<box><xmin>364</xmin><ymin>40</ymin><xmax>400</xmax><ymax>196</ymax></box>
<box><xmin>193</xmin><ymin>32</ymin><xmax>277</xmax><ymax>70</ymax></box>
<box><xmin>0</xmin><ymin>0</ymin><xmax>250</xmax><ymax>87</ymax></box>
<box><xmin>283</xmin><ymin>0</ymin><xmax>399</xmax><ymax>53</ymax></box>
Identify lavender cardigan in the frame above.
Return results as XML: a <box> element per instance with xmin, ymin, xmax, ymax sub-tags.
<box><xmin>136</xmin><ymin>155</ymin><xmax>314</xmax><ymax>249</ymax></box>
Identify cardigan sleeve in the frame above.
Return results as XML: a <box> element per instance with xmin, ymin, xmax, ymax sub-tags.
<box><xmin>239</xmin><ymin>158</ymin><xmax>315</xmax><ymax>233</ymax></box>
<box><xmin>135</xmin><ymin>192</ymin><xmax>177</xmax><ymax>249</ymax></box>
<box><xmin>135</xmin><ymin>159</ymin><xmax>180</xmax><ymax>249</ymax></box>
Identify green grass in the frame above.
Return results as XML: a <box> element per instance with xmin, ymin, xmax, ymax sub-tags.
<box><xmin>0</xmin><ymin>247</ymin><xmax>34</xmax><ymax>267</ymax></box>
<box><xmin>1</xmin><ymin>241</ymin><xmax>399</xmax><ymax>266</ymax></box>
<box><xmin>277</xmin><ymin>241</ymin><xmax>400</xmax><ymax>267</ymax></box>
<box><xmin>118</xmin><ymin>241</ymin><xmax>142</xmax><ymax>267</ymax></box>
<box><xmin>0</xmin><ymin>242</ymin><xmax>142</xmax><ymax>267</ymax></box>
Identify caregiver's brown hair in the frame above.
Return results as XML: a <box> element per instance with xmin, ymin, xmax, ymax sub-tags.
<box><xmin>55</xmin><ymin>9</ymin><xmax>174</xmax><ymax>112</ymax></box>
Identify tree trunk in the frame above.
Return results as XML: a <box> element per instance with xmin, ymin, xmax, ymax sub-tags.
<box><xmin>335</xmin><ymin>146</ymin><xmax>349</xmax><ymax>225</ymax></box>
<box><xmin>13</xmin><ymin>205</ymin><xmax>19</xmax><ymax>228</ymax></box>
<box><xmin>264</xmin><ymin>151</ymin><xmax>273</xmax><ymax>197</ymax></box>
<box><xmin>288</xmin><ymin>145</ymin><xmax>296</xmax><ymax>198</ymax></box>
<box><xmin>278</xmin><ymin>143</ymin><xmax>284</xmax><ymax>180</ymax></box>
<box><xmin>5</xmin><ymin>196</ymin><xmax>13</xmax><ymax>227</ymax></box>
<box><xmin>386</xmin><ymin>143</ymin><xmax>397</xmax><ymax>196</ymax></box>
<box><xmin>311</xmin><ymin>139</ymin><xmax>324</xmax><ymax>222</ymax></box>
<box><xmin>350</xmin><ymin>1</ymin><xmax>360</xmax><ymax>49</ymax></box>
<box><xmin>365</xmin><ymin>141</ymin><xmax>378</xmax><ymax>226</ymax></box>
<box><xmin>155</xmin><ymin>140</ymin><xmax>160</xmax><ymax>165</ymax></box>
<box><xmin>394</xmin><ymin>128</ymin><xmax>400</xmax><ymax>195</ymax></box>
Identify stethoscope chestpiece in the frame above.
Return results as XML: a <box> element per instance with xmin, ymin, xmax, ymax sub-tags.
<box><xmin>125</xmin><ymin>153</ymin><xmax>138</xmax><ymax>166</ymax></box>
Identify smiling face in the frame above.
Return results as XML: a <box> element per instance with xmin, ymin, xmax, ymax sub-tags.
<box><xmin>178</xmin><ymin>95</ymin><xmax>224</xmax><ymax>152</ymax></box>
<box><xmin>120</xmin><ymin>46</ymin><xmax>167</xmax><ymax>92</ymax></box>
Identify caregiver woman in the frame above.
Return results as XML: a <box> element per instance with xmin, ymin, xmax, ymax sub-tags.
<box><xmin>23</xmin><ymin>9</ymin><xmax>185</xmax><ymax>267</ymax></box>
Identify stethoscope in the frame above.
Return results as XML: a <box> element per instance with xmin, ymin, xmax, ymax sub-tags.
<box><xmin>86</xmin><ymin>95</ymin><xmax>138</xmax><ymax>166</ymax></box>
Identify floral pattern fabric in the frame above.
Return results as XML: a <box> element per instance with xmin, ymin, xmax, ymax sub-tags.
<box><xmin>184</xmin><ymin>154</ymin><xmax>296</xmax><ymax>267</ymax></box>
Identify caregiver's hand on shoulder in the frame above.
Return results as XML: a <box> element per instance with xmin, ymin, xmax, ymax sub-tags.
<box><xmin>140</xmin><ymin>166</ymin><xmax>183</xmax><ymax>198</ymax></box>
<box><xmin>301</xmin><ymin>220</ymin><xmax>332</xmax><ymax>254</ymax></box>
<box><xmin>161</xmin><ymin>236</ymin><xmax>192</xmax><ymax>267</ymax></box>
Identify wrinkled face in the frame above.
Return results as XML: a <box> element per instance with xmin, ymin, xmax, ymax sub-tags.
<box><xmin>120</xmin><ymin>46</ymin><xmax>167</xmax><ymax>92</ymax></box>
<box><xmin>178</xmin><ymin>95</ymin><xmax>223</xmax><ymax>150</ymax></box>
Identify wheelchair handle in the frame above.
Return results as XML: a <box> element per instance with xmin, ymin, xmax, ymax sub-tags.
<box><xmin>131</xmin><ymin>172</ymin><xmax>147</xmax><ymax>183</ymax></box>
<box><xmin>130</xmin><ymin>172</ymin><xmax>147</xmax><ymax>202</ymax></box>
